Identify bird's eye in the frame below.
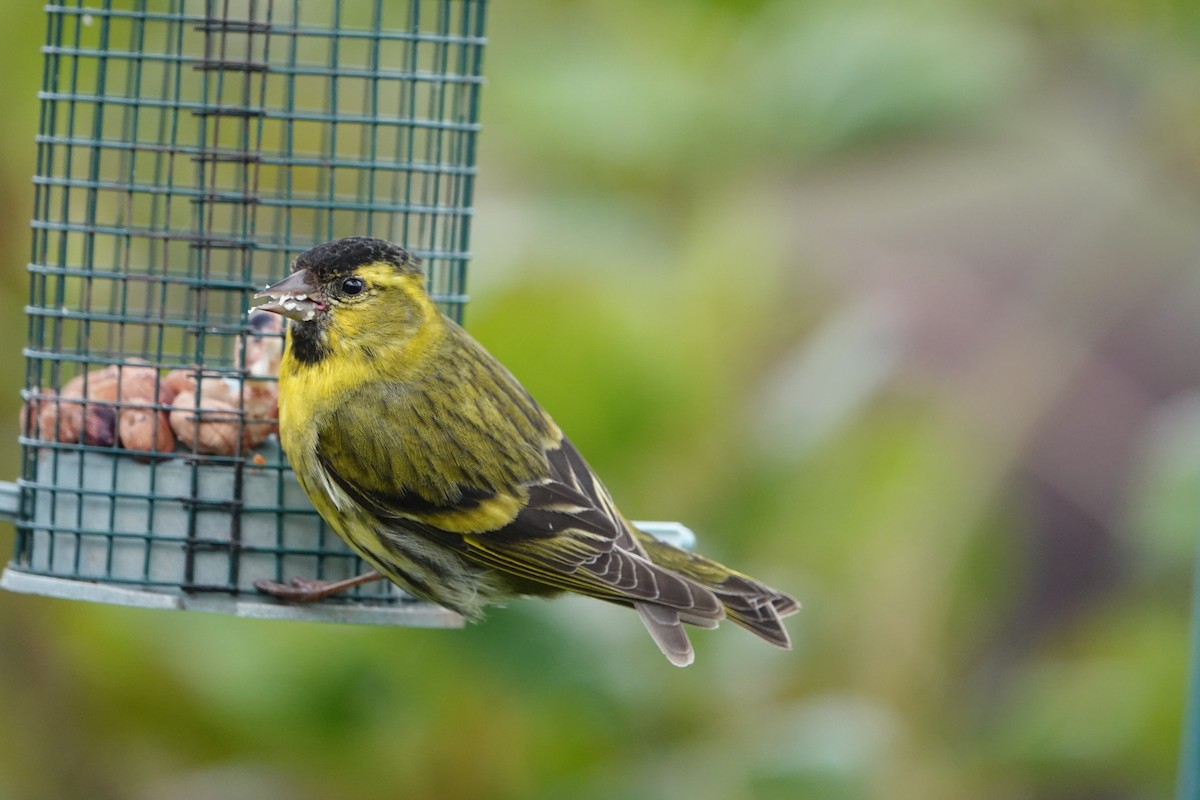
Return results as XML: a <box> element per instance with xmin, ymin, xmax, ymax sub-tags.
<box><xmin>339</xmin><ymin>276</ymin><xmax>366</xmax><ymax>296</ymax></box>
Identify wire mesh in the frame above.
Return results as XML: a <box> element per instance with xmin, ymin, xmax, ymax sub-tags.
<box><xmin>4</xmin><ymin>0</ymin><xmax>487</xmax><ymax>623</ymax></box>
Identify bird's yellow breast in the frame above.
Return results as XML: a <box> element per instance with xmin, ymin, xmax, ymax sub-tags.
<box><xmin>277</xmin><ymin>338</ymin><xmax>352</xmax><ymax>460</ymax></box>
<box><xmin>276</xmin><ymin>338</ymin><xmax>406</xmax><ymax>571</ymax></box>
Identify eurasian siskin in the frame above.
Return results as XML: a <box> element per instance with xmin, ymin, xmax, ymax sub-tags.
<box><xmin>252</xmin><ymin>237</ymin><xmax>797</xmax><ymax>666</ymax></box>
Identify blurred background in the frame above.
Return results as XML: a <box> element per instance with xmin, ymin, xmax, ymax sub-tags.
<box><xmin>1</xmin><ymin>0</ymin><xmax>1198</xmax><ymax>798</ymax></box>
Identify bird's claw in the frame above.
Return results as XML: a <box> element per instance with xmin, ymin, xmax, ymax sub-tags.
<box><xmin>253</xmin><ymin>577</ymin><xmax>338</xmax><ymax>603</ymax></box>
<box><xmin>253</xmin><ymin>571</ymin><xmax>386</xmax><ymax>603</ymax></box>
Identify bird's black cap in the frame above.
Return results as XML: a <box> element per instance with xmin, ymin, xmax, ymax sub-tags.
<box><xmin>294</xmin><ymin>237</ymin><xmax>420</xmax><ymax>280</ymax></box>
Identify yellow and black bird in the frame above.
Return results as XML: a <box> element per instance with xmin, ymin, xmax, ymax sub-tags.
<box><xmin>253</xmin><ymin>237</ymin><xmax>797</xmax><ymax>666</ymax></box>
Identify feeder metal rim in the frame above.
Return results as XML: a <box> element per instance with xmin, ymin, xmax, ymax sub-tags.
<box><xmin>0</xmin><ymin>568</ymin><xmax>465</xmax><ymax>628</ymax></box>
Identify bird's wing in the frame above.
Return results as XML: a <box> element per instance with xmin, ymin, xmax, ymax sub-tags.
<box><xmin>316</xmin><ymin>424</ymin><xmax>723</xmax><ymax>619</ymax></box>
<box><xmin>458</xmin><ymin>440</ymin><xmax>723</xmax><ymax>618</ymax></box>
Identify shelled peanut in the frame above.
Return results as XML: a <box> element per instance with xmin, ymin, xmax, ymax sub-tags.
<box><xmin>26</xmin><ymin>363</ymin><xmax>177</xmax><ymax>454</ymax></box>
<box><xmin>22</xmin><ymin>314</ymin><xmax>284</xmax><ymax>458</ymax></box>
<box><xmin>166</xmin><ymin>371</ymin><xmax>278</xmax><ymax>455</ymax></box>
<box><xmin>166</xmin><ymin>312</ymin><xmax>282</xmax><ymax>455</ymax></box>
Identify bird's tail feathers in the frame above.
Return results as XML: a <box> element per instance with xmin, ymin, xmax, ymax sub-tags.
<box><xmin>634</xmin><ymin>528</ymin><xmax>799</xmax><ymax>651</ymax></box>
<box><xmin>718</xmin><ymin>589</ymin><xmax>795</xmax><ymax>649</ymax></box>
<box><xmin>636</xmin><ymin>602</ymin><xmax>694</xmax><ymax>667</ymax></box>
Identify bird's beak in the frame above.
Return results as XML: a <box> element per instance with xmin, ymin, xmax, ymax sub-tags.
<box><xmin>252</xmin><ymin>269</ymin><xmax>325</xmax><ymax>322</ymax></box>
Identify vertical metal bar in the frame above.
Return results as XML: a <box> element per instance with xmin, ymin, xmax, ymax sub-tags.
<box><xmin>47</xmin><ymin>0</ymin><xmax>86</xmax><ymax>577</ymax></box>
<box><xmin>393</xmin><ymin>1</ymin><xmax>421</xmax><ymax>248</ymax></box>
<box><xmin>142</xmin><ymin>0</ymin><xmax>188</xmax><ymax>587</ymax></box>
<box><xmin>18</xmin><ymin>7</ymin><xmax>64</xmax><ymax>568</ymax></box>
<box><xmin>263</xmin><ymin>0</ymin><xmax>301</xmax><ymax>588</ymax></box>
<box><xmin>451</xmin><ymin>0</ymin><xmax>487</xmax><ymax>325</ymax></box>
<box><xmin>182</xmin><ymin>1</ymin><xmax>213</xmax><ymax>589</ymax></box>
<box><xmin>1181</xmin><ymin>551</ymin><xmax>1200</xmax><ymax>799</ymax></box>
<box><xmin>72</xmin><ymin>0</ymin><xmax>116</xmax><ymax>579</ymax></box>
<box><xmin>104</xmin><ymin>0</ymin><xmax>149</xmax><ymax>582</ymax></box>
<box><xmin>226</xmin><ymin>0</ymin><xmax>253</xmax><ymax>592</ymax></box>
<box><xmin>322</xmin><ymin>0</ymin><xmax>341</xmax><ymax>244</ymax></box>
<box><xmin>361</xmin><ymin>0</ymin><xmax>384</xmax><ymax>236</ymax></box>
<box><xmin>418</xmin><ymin>1</ymin><xmax>447</xmax><ymax>278</ymax></box>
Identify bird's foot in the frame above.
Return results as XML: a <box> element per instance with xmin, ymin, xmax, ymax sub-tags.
<box><xmin>253</xmin><ymin>571</ymin><xmax>385</xmax><ymax>603</ymax></box>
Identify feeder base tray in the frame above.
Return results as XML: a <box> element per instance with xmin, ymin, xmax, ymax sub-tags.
<box><xmin>0</xmin><ymin>567</ymin><xmax>464</xmax><ymax>627</ymax></box>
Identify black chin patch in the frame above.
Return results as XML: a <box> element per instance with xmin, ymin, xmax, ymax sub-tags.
<box><xmin>289</xmin><ymin>319</ymin><xmax>329</xmax><ymax>365</ymax></box>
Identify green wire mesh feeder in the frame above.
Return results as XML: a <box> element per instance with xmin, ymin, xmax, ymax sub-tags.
<box><xmin>0</xmin><ymin>0</ymin><xmax>692</xmax><ymax>628</ymax></box>
<box><xmin>0</xmin><ymin>0</ymin><xmax>485</xmax><ymax>626</ymax></box>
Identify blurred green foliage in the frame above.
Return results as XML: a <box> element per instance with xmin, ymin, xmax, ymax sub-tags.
<box><xmin>2</xmin><ymin>0</ymin><xmax>1199</xmax><ymax>798</ymax></box>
